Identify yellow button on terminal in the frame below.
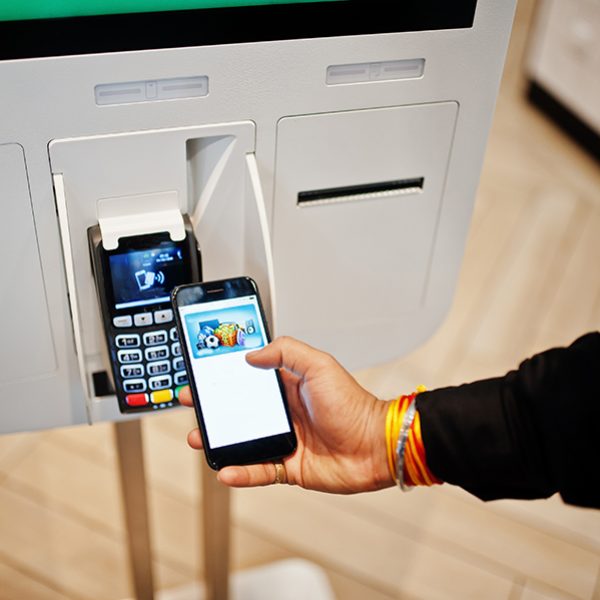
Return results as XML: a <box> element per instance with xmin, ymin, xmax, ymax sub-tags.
<box><xmin>151</xmin><ymin>389</ymin><xmax>173</xmax><ymax>404</ymax></box>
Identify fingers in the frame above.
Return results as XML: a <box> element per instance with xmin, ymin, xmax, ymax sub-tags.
<box><xmin>246</xmin><ymin>336</ymin><xmax>333</xmax><ymax>378</ymax></box>
<box><xmin>217</xmin><ymin>462</ymin><xmax>286</xmax><ymax>488</ymax></box>
<box><xmin>185</xmin><ymin>433</ymin><xmax>288</xmax><ymax>490</ymax></box>
<box><xmin>187</xmin><ymin>428</ymin><xmax>203</xmax><ymax>450</ymax></box>
<box><xmin>181</xmin><ymin>388</ymin><xmax>202</xmax><ymax>452</ymax></box>
<box><xmin>178</xmin><ymin>386</ymin><xmax>193</xmax><ymax>407</ymax></box>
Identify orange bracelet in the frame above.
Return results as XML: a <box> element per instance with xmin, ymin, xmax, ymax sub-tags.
<box><xmin>385</xmin><ymin>387</ymin><xmax>442</xmax><ymax>489</ymax></box>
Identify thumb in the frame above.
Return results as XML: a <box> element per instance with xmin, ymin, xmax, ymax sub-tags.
<box><xmin>246</xmin><ymin>336</ymin><xmax>330</xmax><ymax>379</ymax></box>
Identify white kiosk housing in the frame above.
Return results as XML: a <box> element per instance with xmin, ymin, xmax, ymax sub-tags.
<box><xmin>1</xmin><ymin>3</ymin><xmax>518</xmax><ymax>599</ymax></box>
<box><xmin>0</xmin><ymin>0</ymin><xmax>516</xmax><ymax>430</ymax></box>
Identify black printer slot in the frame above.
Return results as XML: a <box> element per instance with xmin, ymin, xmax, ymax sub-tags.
<box><xmin>297</xmin><ymin>177</ymin><xmax>424</xmax><ymax>207</ymax></box>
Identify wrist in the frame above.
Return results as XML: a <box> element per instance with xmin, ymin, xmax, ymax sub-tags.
<box><xmin>370</xmin><ymin>398</ymin><xmax>397</xmax><ymax>490</ymax></box>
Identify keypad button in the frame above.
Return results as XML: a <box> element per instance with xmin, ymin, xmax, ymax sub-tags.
<box><xmin>147</xmin><ymin>360</ymin><xmax>170</xmax><ymax>376</ymax></box>
<box><xmin>149</xmin><ymin>374</ymin><xmax>172</xmax><ymax>391</ymax></box>
<box><xmin>113</xmin><ymin>315</ymin><xmax>133</xmax><ymax>328</ymax></box>
<box><xmin>126</xmin><ymin>393</ymin><xmax>149</xmax><ymax>407</ymax></box>
<box><xmin>154</xmin><ymin>309</ymin><xmax>173</xmax><ymax>324</ymax></box>
<box><xmin>116</xmin><ymin>334</ymin><xmax>141</xmax><ymax>348</ymax></box>
<box><xmin>172</xmin><ymin>357</ymin><xmax>185</xmax><ymax>371</ymax></box>
<box><xmin>143</xmin><ymin>330</ymin><xmax>168</xmax><ymax>346</ymax></box>
<box><xmin>118</xmin><ymin>349</ymin><xmax>143</xmax><ymax>363</ymax></box>
<box><xmin>170</xmin><ymin>327</ymin><xmax>178</xmax><ymax>341</ymax></box>
<box><xmin>145</xmin><ymin>345</ymin><xmax>169</xmax><ymax>361</ymax></box>
<box><xmin>123</xmin><ymin>379</ymin><xmax>147</xmax><ymax>393</ymax></box>
<box><xmin>175</xmin><ymin>385</ymin><xmax>185</xmax><ymax>399</ymax></box>
<box><xmin>120</xmin><ymin>364</ymin><xmax>144</xmax><ymax>379</ymax></box>
<box><xmin>134</xmin><ymin>312</ymin><xmax>153</xmax><ymax>327</ymax></box>
<box><xmin>151</xmin><ymin>389</ymin><xmax>173</xmax><ymax>404</ymax></box>
<box><xmin>171</xmin><ymin>342</ymin><xmax>181</xmax><ymax>357</ymax></box>
<box><xmin>174</xmin><ymin>371</ymin><xmax>188</xmax><ymax>386</ymax></box>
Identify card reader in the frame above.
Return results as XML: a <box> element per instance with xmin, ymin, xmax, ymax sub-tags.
<box><xmin>88</xmin><ymin>216</ymin><xmax>202</xmax><ymax>413</ymax></box>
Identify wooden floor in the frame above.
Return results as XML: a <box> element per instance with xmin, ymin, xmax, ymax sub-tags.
<box><xmin>1</xmin><ymin>1</ymin><xmax>600</xmax><ymax>598</ymax></box>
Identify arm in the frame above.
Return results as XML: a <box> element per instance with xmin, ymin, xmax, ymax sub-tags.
<box><xmin>418</xmin><ymin>332</ymin><xmax>600</xmax><ymax>507</ymax></box>
<box><xmin>180</xmin><ymin>332</ymin><xmax>600</xmax><ymax>508</ymax></box>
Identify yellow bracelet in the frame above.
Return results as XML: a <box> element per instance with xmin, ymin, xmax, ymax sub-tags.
<box><xmin>385</xmin><ymin>386</ymin><xmax>431</xmax><ymax>487</ymax></box>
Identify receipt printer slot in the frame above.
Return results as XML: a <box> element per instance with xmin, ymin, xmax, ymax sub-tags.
<box><xmin>297</xmin><ymin>177</ymin><xmax>424</xmax><ymax>207</ymax></box>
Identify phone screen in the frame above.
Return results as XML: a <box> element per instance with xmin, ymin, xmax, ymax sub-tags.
<box><xmin>177</xmin><ymin>292</ymin><xmax>292</xmax><ymax>449</ymax></box>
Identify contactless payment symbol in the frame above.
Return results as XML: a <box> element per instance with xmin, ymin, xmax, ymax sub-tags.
<box><xmin>135</xmin><ymin>270</ymin><xmax>165</xmax><ymax>291</ymax></box>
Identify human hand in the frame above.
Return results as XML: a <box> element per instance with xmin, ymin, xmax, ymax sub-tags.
<box><xmin>180</xmin><ymin>336</ymin><xmax>394</xmax><ymax>494</ymax></box>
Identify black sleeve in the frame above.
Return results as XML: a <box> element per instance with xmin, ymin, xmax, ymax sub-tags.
<box><xmin>416</xmin><ymin>332</ymin><xmax>600</xmax><ymax>508</ymax></box>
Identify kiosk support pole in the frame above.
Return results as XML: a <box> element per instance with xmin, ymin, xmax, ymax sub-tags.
<box><xmin>201</xmin><ymin>461</ymin><xmax>231</xmax><ymax>600</ymax></box>
<box><xmin>115</xmin><ymin>419</ymin><xmax>155</xmax><ymax>600</ymax></box>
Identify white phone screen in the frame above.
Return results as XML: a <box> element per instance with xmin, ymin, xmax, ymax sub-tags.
<box><xmin>178</xmin><ymin>294</ymin><xmax>291</xmax><ymax>449</ymax></box>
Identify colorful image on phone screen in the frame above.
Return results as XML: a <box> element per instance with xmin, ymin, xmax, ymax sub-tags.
<box><xmin>184</xmin><ymin>302</ymin><xmax>264</xmax><ymax>359</ymax></box>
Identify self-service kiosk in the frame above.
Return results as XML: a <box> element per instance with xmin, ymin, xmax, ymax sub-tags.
<box><xmin>0</xmin><ymin>1</ymin><xmax>517</xmax><ymax>598</ymax></box>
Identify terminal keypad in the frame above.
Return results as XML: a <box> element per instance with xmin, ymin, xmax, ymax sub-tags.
<box><xmin>112</xmin><ymin>309</ymin><xmax>188</xmax><ymax>410</ymax></box>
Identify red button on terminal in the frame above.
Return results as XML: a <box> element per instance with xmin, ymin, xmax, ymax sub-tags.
<box><xmin>126</xmin><ymin>393</ymin><xmax>149</xmax><ymax>407</ymax></box>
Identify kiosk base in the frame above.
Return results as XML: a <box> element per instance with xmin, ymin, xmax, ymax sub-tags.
<box><xmin>151</xmin><ymin>560</ymin><xmax>336</xmax><ymax>600</ymax></box>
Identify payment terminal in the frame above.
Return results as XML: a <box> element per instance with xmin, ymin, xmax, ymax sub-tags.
<box><xmin>88</xmin><ymin>216</ymin><xmax>202</xmax><ymax>413</ymax></box>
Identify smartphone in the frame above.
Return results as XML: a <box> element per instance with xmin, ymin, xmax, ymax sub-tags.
<box><xmin>88</xmin><ymin>216</ymin><xmax>202</xmax><ymax>413</ymax></box>
<box><xmin>172</xmin><ymin>277</ymin><xmax>297</xmax><ymax>470</ymax></box>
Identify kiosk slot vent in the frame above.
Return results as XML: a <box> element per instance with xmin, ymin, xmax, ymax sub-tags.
<box><xmin>297</xmin><ymin>177</ymin><xmax>424</xmax><ymax>207</ymax></box>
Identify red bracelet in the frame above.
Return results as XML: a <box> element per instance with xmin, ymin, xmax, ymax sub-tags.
<box><xmin>386</xmin><ymin>387</ymin><xmax>443</xmax><ymax>489</ymax></box>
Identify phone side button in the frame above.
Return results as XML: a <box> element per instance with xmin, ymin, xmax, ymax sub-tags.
<box><xmin>151</xmin><ymin>389</ymin><xmax>173</xmax><ymax>404</ymax></box>
<box><xmin>126</xmin><ymin>393</ymin><xmax>149</xmax><ymax>407</ymax></box>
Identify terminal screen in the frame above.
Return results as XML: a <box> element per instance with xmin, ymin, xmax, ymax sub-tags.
<box><xmin>108</xmin><ymin>241</ymin><xmax>188</xmax><ymax>311</ymax></box>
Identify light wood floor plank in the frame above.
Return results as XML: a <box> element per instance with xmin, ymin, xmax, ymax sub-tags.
<box><xmin>0</xmin><ymin>485</ymin><xmax>131</xmax><ymax>600</ymax></box>
<box><xmin>0</xmin><ymin>559</ymin><xmax>74</xmax><ymax>600</ymax></box>
<box><xmin>233</xmin><ymin>523</ymin><xmax>400</xmax><ymax>600</ymax></box>
<box><xmin>142</xmin><ymin>411</ymin><xmax>201</xmax><ymax>504</ymax></box>
<box><xmin>347</xmin><ymin>486</ymin><xmax>599</xmax><ymax>599</ymax></box>
<box><xmin>0</xmin><ymin>431</ymin><xmax>41</xmax><ymax>473</ymax></box>
<box><xmin>532</xmin><ymin>206</ymin><xmax>600</xmax><ymax>352</ymax></box>
<box><xmin>479</xmin><ymin>494</ymin><xmax>600</xmax><ymax>557</ymax></box>
<box><xmin>462</xmin><ymin>189</ymin><xmax>577</xmax><ymax>372</ymax></box>
<box><xmin>0</xmin><ymin>437</ymin><xmax>123</xmax><ymax>534</ymax></box>
<box><xmin>519</xmin><ymin>580</ymin><xmax>573</xmax><ymax>600</ymax></box>
<box><xmin>232</xmin><ymin>485</ymin><xmax>514</xmax><ymax>600</ymax></box>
